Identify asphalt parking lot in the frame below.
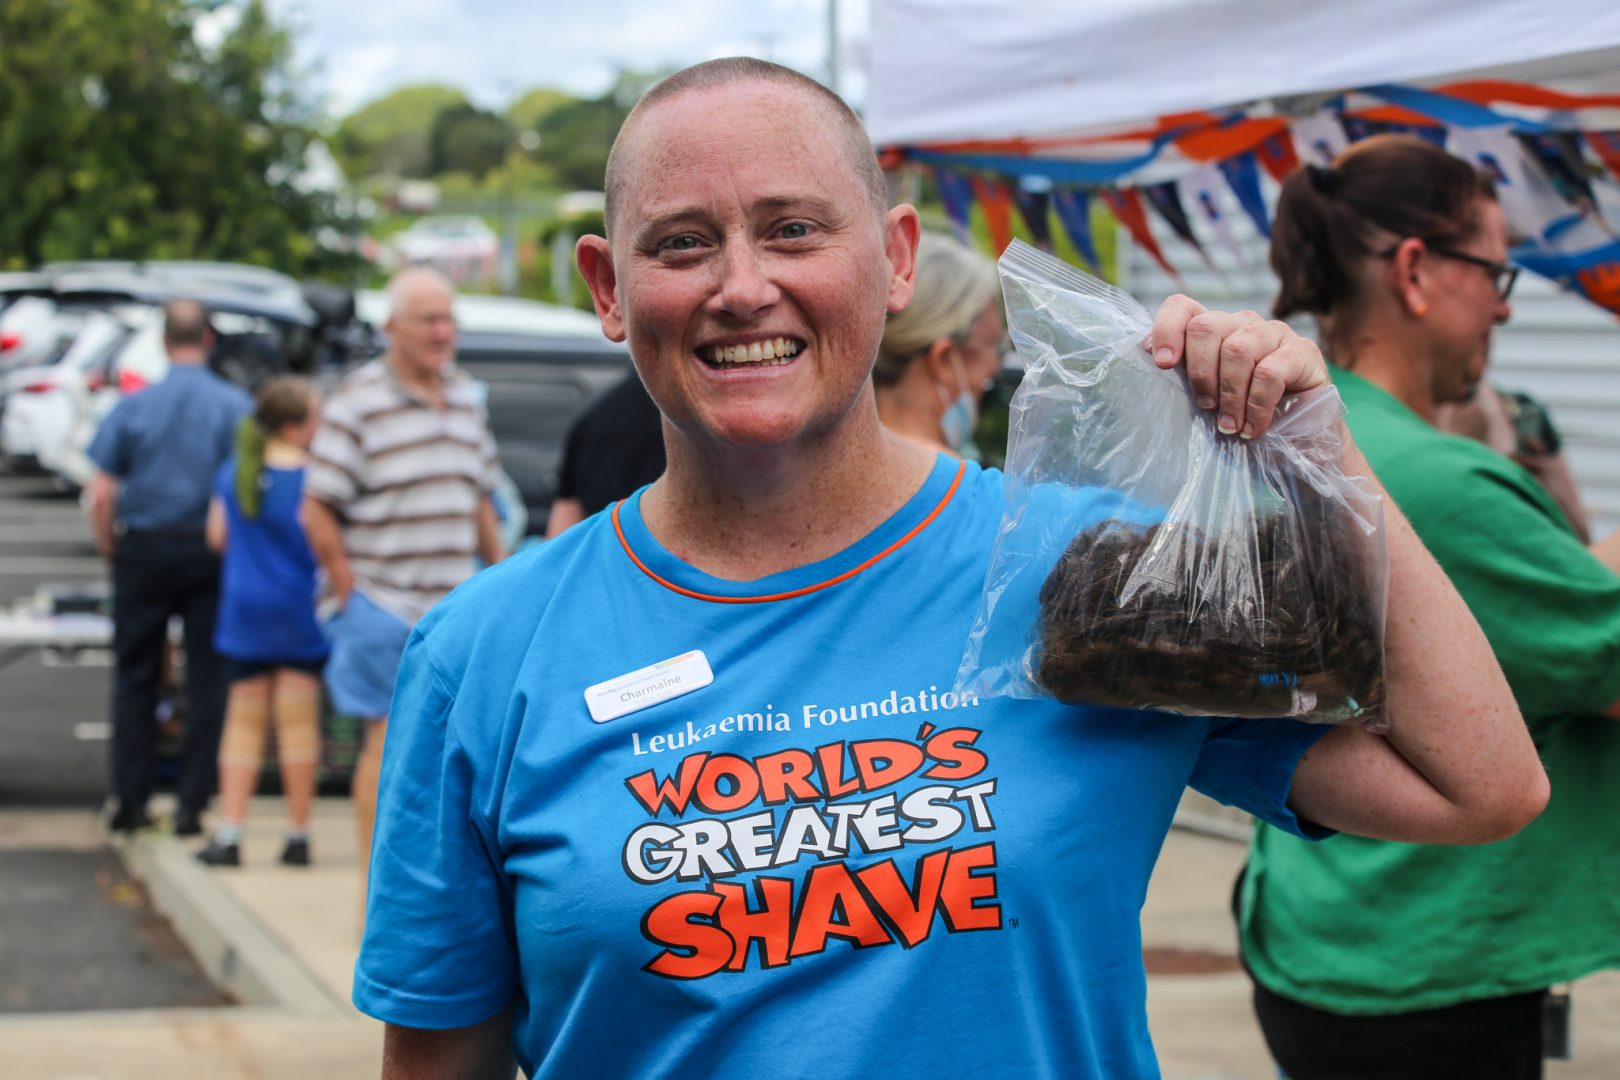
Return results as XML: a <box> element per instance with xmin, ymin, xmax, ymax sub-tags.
<box><xmin>0</xmin><ymin>472</ymin><xmax>227</xmax><ymax>1014</ymax></box>
<box><xmin>0</xmin><ymin>471</ymin><xmax>112</xmax><ymax>804</ymax></box>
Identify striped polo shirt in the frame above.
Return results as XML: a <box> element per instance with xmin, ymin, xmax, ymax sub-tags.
<box><xmin>306</xmin><ymin>358</ymin><xmax>499</xmax><ymax>625</ymax></box>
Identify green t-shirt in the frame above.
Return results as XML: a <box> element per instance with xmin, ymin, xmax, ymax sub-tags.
<box><xmin>1240</xmin><ymin>367</ymin><xmax>1620</xmax><ymax>1014</ymax></box>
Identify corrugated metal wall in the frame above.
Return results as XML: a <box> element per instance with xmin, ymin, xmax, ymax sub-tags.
<box><xmin>1115</xmin><ymin>193</ymin><xmax>1620</xmax><ymax>538</ymax></box>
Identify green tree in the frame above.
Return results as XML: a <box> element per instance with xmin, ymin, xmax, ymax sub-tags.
<box><xmin>532</xmin><ymin>94</ymin><xmax>630</xmax><ymax>192</ymax></box>
<box><xmin>525</xmin><ymin>69</ymin><xmax>672</xmax><ymax>192</ymax></box>
<box><xmin>506</xmin><ymin>87</ymin><xmax>573</xmax><ymax>134</ymax></box>
<box><xmin>0</xmin><ymin>0</ymin><xmax>353</xmax><ymax>276</ymax></box>
<box><xmin>428</xmin><ymin>103</ymin><xmax>510</xmax><ymax>180</ymax></box>
<box><xmin>334</xmin><ymin>83</ymin><xmax>468</xmax><ymax>178</ymax></box>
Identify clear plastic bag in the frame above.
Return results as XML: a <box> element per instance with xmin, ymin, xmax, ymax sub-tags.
<box><xmin>956</xmin><ymin>240</ymin><xmax>1389</xmax><ymax>728</ymax></box>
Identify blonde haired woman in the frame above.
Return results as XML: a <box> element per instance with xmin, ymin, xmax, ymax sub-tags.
<box><xmin>874</xmin><ymin>230</ymin><xmax>1007</xmax><ymax>458</ymax></box>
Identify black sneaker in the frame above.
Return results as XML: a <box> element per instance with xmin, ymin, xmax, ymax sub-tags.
<box><xmin>279</xmin><ymin>838</ymin><xmax>311</xmax><ymax>867</ymax></box>
<box><xmin>194</xmin><ymin>837</ymin><xmax>241</xmax><ymax>867</ymax></box>
<box><xmin>174</xmin><ymin>808</ymin><xmax>204</xmax><ymax>837</ymax></box>
<box><xmin>109</xmin><ymin>805</ymin><xmax>151</xmax><ymax>834</ymax></box>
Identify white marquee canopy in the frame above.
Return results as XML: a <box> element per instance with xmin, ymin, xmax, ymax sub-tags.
<box><xmin>865</xmin><ymin>0</ymin><xmax>1620</xmax><ymax>146</ymax></box>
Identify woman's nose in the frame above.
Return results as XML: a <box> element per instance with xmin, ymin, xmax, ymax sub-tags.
<box><xmin>712</xmin><ymin>244</ymin><xmax>781</xmax><ymax>319</ymax></box>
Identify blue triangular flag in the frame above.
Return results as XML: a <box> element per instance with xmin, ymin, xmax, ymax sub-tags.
<box><xmin>1217</xmin><ymin>151</ymin><xmax>1271</xmax><ymax>239</ymax></box>
<box><xmin>934</xmin><ymin>168</ymin><xmax>976</xmax><ymax>245</ymax></box>
<box><xmin>1012</xmin><ymin>183</ymin><xmax>1054</xmax><ymax>252</ymax></box>
<box><xmin>1050</xmin><ymin>187</ymin><xmax>1101</xmax><ymax>274</ymax></box>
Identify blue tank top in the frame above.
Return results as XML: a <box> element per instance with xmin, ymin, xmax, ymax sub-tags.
<box><xmin>212</xmin><ymin>458</ymin><xmax>329</xmax><ymax>664</ymax></box>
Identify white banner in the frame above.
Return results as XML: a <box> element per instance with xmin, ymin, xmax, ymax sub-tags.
<box><xmin>866</xmin><ymin>0</ymin><xmax>1620</xmax><ymax>145</ymax></box>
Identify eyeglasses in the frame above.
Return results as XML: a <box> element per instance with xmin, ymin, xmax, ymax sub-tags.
<box><xmin>1380</xmin><ymin>242</ymin><xmax>1519</xmax><ymax>301</ymax></box>
<box><xmin>1430</xmin><ymin>245</ymin><xmax>1519</xmax><ymax>301</ymax></box>
<box><xmin>954</xmin><ymin>328</ymin><xmax>1017</xmax><ymax>366</ymax></box>
<box><xmin>994</xmin><ymin>333</ymin><xmax>1016</xmax><ymax>365</ymax></box>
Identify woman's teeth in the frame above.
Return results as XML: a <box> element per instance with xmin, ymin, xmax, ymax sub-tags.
<box><xmin>705</xmin><ymin>338</ymin><xmax>803</xmax><ymax>366</ymax></box>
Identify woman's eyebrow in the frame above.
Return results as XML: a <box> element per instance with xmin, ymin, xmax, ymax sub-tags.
<box><xmin>634</xmin><ymin>207</ymin><xmax>709</xmax><ymax>239</ymax></box>
<box><xmin>755</xmin><ymin>194</ymin><xmax>842</xmax><ymax>218</ymax></box>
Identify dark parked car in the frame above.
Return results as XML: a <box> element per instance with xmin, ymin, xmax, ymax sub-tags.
<box><xmin>457</xmin><ymin>330</ymin><xmax>632</xmax><ymax>532</ymax></box>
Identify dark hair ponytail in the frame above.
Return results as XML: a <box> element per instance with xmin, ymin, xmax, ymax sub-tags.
<box><xmin>1270</xmin><ymin>167</ymin><xmax>1356</xmax><ymax>320</ymax></box>
<box><xmin>1270</xmin><ymin>134</ymin><xmax>1496</xmax><ymax>321</ymax></box>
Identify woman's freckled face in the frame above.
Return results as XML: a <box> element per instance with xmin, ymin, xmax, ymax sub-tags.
<box><xmin>605</xmin><ymin>82</ymin><xmax>904</xmax><ymax>452</ymax></box>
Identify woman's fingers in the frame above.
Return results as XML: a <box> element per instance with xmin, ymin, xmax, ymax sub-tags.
<box><xmin>1182</xmin><ymin>310</ymin><xmax>1227</xmax><ymax>411</ymax></box>
<box><xmin>1218</xmin><ymin>320</ymin><xmax>1286</xmax><ymax>436</ymax></box>
<box><xmin>1148</xmin><ymin>293</ymin><xmax>1206</xmax><ymax>371</ymax></box>
<box><xmin>1150</xmin><ymin>298</ymin><xmax>1329</xmax><ymax>437</ymax></box>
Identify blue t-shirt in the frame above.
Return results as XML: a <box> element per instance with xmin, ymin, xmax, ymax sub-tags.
<box><xmin>353</xmin><ymin>455</ymin><xmax>1328</xmax><ymax>1079</ymax></box>
<box><xmin>212</xmin><ymin>458</ymin><xmax>328</xmax><ymax>664</ymax></box>
<box><xmin>87</xmin><ymin>364</ymin><xmax>252</xmax><ymax>530</ymax></box>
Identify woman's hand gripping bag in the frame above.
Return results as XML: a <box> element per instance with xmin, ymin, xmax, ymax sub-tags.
<box><xmin>955</xmin><ymin>240</ymin><xmax>1389</xmax><ymax>729</ymax></box>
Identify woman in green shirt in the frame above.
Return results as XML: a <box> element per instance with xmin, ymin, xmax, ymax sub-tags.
<box><xmin>1240</xmin><ymin>134</ymin><xmax>1620</xmax><ymax>1079</ymax></box>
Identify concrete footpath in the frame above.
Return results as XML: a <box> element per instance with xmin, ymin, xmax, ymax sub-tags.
<box><xmin>2</xmin><ymin>796</ymin><xmax>1618</xmax><ymax>1079</ymax></box>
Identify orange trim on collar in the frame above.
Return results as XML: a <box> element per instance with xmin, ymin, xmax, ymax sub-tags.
<box><xmin>612</xmin><ymin>461</ymin><xmax>967</xmax><ymax>604</ymax></box>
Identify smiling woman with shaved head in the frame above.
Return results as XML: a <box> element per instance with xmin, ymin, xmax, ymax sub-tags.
<box><xmin>352</xmin><ymin>58</ymin><xmax>1547</xmax><ymax>1080</ymax></box>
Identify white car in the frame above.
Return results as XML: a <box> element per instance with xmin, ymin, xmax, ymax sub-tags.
<box><xmin>389</xmin><ymin>217</ymin><xmax>499</xmax><ymax>285</ymax></box>
<box><xmin>2</xmin><ymin>307</ymin><xmax>154</xmax><ymax>478</ymax></box>
<box><xmin>42</xmin><ymin>309</ymin><xmax>174</xmax><ymax>489</ymax></box>
<box><xmin>0</xmin><ymin>297</ymin><xmax>84</xmax><ymax>376</ymax></box>
<box><xmin>44</xmin><ymin>304</ymin><xmax>309</xmax><ymax>491</ymax></box>
<box><xmin>355</xmin><ymin>289</ymin><xmax>605</xmax><ymax>338</ymax></box>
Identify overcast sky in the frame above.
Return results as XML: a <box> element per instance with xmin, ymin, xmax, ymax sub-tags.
<box><xmin>260</xmin><ymin>0</ymin><xmax>872</xmax><ymax>118</ymax></box>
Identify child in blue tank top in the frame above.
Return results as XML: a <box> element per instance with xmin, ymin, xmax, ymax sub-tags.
<box><xmin>194</xmin><ymin>378</ymin><xmax>329</xmax><ymax>869</ymax></box>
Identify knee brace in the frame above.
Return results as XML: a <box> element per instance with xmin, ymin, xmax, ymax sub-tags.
<box><xmin>273</xmin><ymin>682</ymin><xmax>322</xmax><ymax>766</ymax></box>
<box><xmin>219</xmin><ymin>685</ymin><xmax>271</xmax><ymax>768</ymax></box>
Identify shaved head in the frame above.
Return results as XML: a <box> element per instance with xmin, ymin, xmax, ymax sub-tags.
<box><xmin>604</xmin><ymin>57</ymin><xmax>887</xmax><ymax>239</ymax></box>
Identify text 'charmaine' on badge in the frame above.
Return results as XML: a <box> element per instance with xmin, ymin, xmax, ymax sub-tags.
<box><xmin>583</xmin><ymin>650</ymin><xmax>714</xmax><ymax>724</ymax></box>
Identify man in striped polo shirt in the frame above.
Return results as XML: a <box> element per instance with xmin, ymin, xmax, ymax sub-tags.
<box><xmin>302</xmin><ymin>266</ymin><xmax>505</xmax><ymax>896</ymax></box>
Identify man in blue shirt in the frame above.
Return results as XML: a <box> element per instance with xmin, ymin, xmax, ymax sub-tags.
<box><xmin>86</xmin><ymin>300</ymin><xmax>252</xmax><ymax>835</ymax></box>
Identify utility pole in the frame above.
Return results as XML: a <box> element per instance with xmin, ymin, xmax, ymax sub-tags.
<box><xmin>498</xmin><ymin>80</ymin><xmax>520</xmax><ymax>295</ymax></box>
<box><xmin>826</xmin><ymin>0</ymin><xmax>840</xmax><ymax>96</ymax></box>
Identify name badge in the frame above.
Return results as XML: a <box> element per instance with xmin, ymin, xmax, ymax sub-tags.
<box><xmin>584</xmin><ymin>650</ymin><xmax>714</xmax><ymax>723</ymax></box>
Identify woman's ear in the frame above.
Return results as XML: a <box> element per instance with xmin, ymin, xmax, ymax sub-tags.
<box><xmin>884</xmin><ymin>205</ymin><xmax>922</xmax><ymax>314</ymax></box>
<box><xmin>920</xmin><ymin>337</ymin><xmax>959</xmax><ymax>392</ymax></box>
<box><xmin>577</xmin><ymin>235</ymin><xmax>626</xmax><ymax>341</ymax></box>
<box><xmin>1390</xmin><ymin>237</ymin><xmax>1431</xmax><ymax>318</ymax></box>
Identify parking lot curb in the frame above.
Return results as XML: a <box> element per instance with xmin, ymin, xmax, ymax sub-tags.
<box><xmin>119</xmin><ymin>831</ymin><xmax>343</xmax><ymax>1016</ymax></box>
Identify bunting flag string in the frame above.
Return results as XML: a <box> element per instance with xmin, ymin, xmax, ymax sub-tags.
<box><xmin>1587</xmin><ymin>131</ymin><xmax>1620</xmax><ymax>183</ymax></box>
<box><xmin>1100</xmin><ymin>188</ymin><xmax>1181</xmax><ymax>281</ymax></box>
<box><xmin>1180</xmin><ymin>165</ymin><xmax>1254</xmax><ymax>272</ymax></box>
<box><xmin>1341</xmin><ymin>114</ymin><xmax>1447</xmax><ymax>147</ymax></box>
<box><xmin>1011</xmin><ymin>184</ymin><xmax>1054</xmax><ymax>252</ymax></box>
<box><xmin>1140</xmin><ymin>181</ymin><xmax>1212</xmax><ymax>269</ymax></box>
<box><xmin>1446</xmin><ymin>127</ymin><xmax>1595</xmax><ymax>248</ymax></box>
<box><xmin>1359</xmin><ymin>83</ymin><xmax>1550</xmax><ymax>132</ymax></box>
<box><xmin>935</xmin><ymin>169</ymin><xmax>976</xmax><ymax>245</ymax></box>
<box><xmin>1049</xmin><ymin>187</ymin><xmax>1101</xmax><ymax>274</ymax></box>
<box><xmin>969</xmin><ymin>175</ymin><xmax>1016</xmax><ymax>254</ymax></box>
<box><xmin>1290</xmin><ymin>110</ymin><xmax>1350</xmax><ymax>167</ymax></box>
<box><xmin>1255</xmin><ymin>132</ymin><xmax>1301</xmax><ymax>184</ymax></box>
<box><xmin>1516</xmin><ymin>132</ymin><xmax>1601</xmax><ymax>216</ymax></box>
<box><xmin>1216</xmin><ymin>151</ymin><xmax>1272</xmax><ymax>240</ymax></box>
<box><xmin>900</xmin><ymin>77</ymin><xmax>1620</xmax><ymax>319</ymax></box>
